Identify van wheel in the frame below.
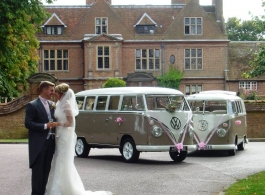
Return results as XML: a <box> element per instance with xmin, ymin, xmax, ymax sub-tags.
<box><xmin>228</xmin><ymin>149</ymin><xmax>236</xmax><ymax>156</ymax></box>
<box><xmin>75</xmin><ymin>137</ymin><xmax>90</xmax><ymax>158</ymax></box>
<box><xmin>237</xmin><ymin>139</ymin><xmax>245</xmax><ymax>151</ymax></box>
<box><xmin>121</xmin><ymin>138</ymin><xmax>140</xmax><ymax>163</ymax></box>
<box><xmin>169</xmin><ymin>151</ymin><xmax>187</xmax><ymax>162</ymax></box>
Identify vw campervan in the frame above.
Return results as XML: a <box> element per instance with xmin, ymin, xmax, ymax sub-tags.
<box><xmin>75</xmin><ymin>87</ymin><xmax>196</xmax><ymax>163</ymax></box>
<box><xmin>187</xmin><ymin>90</ymin><xmax>248</xmax><ymax>156</ymax></box>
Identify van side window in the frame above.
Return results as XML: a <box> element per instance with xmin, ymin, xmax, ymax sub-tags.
<box><xmin>85</xmin><ymin>96</ymin><xmax>96</xmax><ymax>110</ymax></box>
<box><xmin>96</xmin><ymin>96</ymin><xmax>107</xmax><ymax>110</ymax></box>
<box><xmin>122</xmin><ymin>96</ymin><xmax>144</xmax><ymax>111</ymax></box>
<box><xmin>76</xmin><ymin>97</ymin><xmax>85</xmax><ymax>110</ymax></box>
<box><xmin>109</xmin><ymin>96</ymin><xmax>120</xmax><ymax>110</ymax></box>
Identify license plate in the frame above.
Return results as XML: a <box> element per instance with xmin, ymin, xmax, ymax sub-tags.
<box><xmin>170</xmin><ymin>146</ymin><xmax>187</xmax><ymax>152</ymax></box>
<box><xmin>205</xmin><ymin>145</ymin><xmax>212</xmax><ymax>150</ymax></box>
<box><xmin>198</xmin><ymin>145</ymin><xmax>212</xmax><ymax>150</ymax></box>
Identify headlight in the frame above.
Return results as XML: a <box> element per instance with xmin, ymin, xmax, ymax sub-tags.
<box><xmin>188</xmin><ymin>124</ymin><xmax>194</xmax><ymax>137</ymax></box>
<box><xmin>216</xmin><ymin>128</ymin><xmax>227</xmax><ymax>138</ymax></box>
<box><xmin>151</xmin><ymin>126</ymin><xmax>163</xmax><ymax>137</ymax></box>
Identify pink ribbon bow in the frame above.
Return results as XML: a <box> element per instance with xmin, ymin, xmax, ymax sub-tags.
<box><xmin>235</xmin><ymin>120</ymin><xmax>241</xmax><ymax>125</ymax></box>
<box><xmin>115</xmin><ymin>117</ymin><xmax>123</xmax><ymax>125</ymax></box>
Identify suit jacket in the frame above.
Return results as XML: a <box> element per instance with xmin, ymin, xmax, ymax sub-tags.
<box><xmin>25</xmin><ymin>98</ymin><xmax>56</xmax><ymax>168</ymax></box>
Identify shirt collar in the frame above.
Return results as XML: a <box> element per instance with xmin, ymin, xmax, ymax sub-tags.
<box><xmin>39</xmin><ymin>96</ymin><xmax>48</xmax><ymax>104</ymax></box>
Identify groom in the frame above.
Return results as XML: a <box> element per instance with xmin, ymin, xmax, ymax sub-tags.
<box><xmin>25</xmin><ymin>81</ymin><xmax>56</xmax><ymax>195</ymax></box>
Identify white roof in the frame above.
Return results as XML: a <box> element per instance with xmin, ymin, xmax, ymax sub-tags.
<box><xmin>76</xmin><ymin>87</ymin><xmax>184</xmax><ymax>96</ymax></box>
<box><xmin>199</xmin><ymin>90</ymin><xmax>237</xmax><ymax>96</ymax></box>
<box><xmin>187</xmin><ymin>92</ymin><xmax>242</xmax><ymax>101</ymax></box>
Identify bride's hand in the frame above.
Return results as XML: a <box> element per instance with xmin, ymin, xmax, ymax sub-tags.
<box><xmin>53</xmin><ymin>122</ymin><xmax>61</xmax><ymax>127</ymax></box>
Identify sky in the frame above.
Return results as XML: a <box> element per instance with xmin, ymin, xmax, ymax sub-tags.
<box><xmin>42</xmin><ymin>0</ymin><xmax>265</xmax><ymax>22</ymax></box>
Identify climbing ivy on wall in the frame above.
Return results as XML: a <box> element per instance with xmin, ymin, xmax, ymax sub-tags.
<box><xmin>157</xmin><ymin>66</ymin><xmax>184</xmax><ymax>90</ymax></box>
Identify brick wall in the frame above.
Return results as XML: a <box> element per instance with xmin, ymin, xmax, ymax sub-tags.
<box><xmin>0</xmin><ymin>100</ymin><xmax>265</xmax><ymax>139</ymax></box>
<box><xmin>0</xmin><ymin>107</ymin><xmax>27</xmax><ymax>139</ymax></box>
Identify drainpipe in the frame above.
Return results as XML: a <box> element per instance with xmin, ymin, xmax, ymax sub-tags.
<box><xmin>161</xmin><ymin>43</ymin><xmax>165</xmax><ymax>76</ymax></box>
<box><xmin>224</xmin><ymin>44</ymin><xmax>229</xmax><ymax>90</ymax></box>
<box><xmin>39</xmin><ymin>43</ymin><xmax>42</xmax><ymax>72</ymax></box>
<box><xmin>82</xmin><ymin>41</ymin><xmax>86</xmax><ymax>90</ymax></box>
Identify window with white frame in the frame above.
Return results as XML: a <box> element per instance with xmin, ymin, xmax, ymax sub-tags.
<box><xmin>97</xmin><ymin>46</ymin><xmax>110</xmax><ymax>69</ymax></box>
<box><xmin>185</xmin><ymin>49</ymin><xmax>203</xmax><ymax>70</ymax></box>
<box><xmin>45</xmin><ymin>26</ymin><xmax>63</xmax><ymax>35</ymax></box>
<box><xmin>135</xmin><ymin>49</ymin><xmax>160</xmax><ymax>70</ymax></box>
<box><xmin>185</xmin><ymin>85</ymin><xmax>202</xmax><ymax>95</ymax></box>
<box><xmin>95</xmin><ymin>18</ymin><xmax>108</xmax><ymax>34</ymax></box>
<box><xmin>239</xmin><ymin>81</ymin><xmax>257</xmax><ymax>90</ymax></box>
<box><xmin>43</xmin><ymin>50</ymin><xmax>68</xmax><ymax>71</ymax></box>
<box><xmin>184</xmin><ymin>17</ymin><xmax>202</xmax><ymax>35</ymax></box>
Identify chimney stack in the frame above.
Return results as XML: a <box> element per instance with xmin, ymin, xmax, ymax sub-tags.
<box><xmin>171</xmin><ymin>0</ymin><xmax>199</xmax><ymax>4</ymax></box>
<box><xmin>86</xmin><ymin>0</ymin><xmax>94</xmax><ymax>5</ymax></box>
<box><xmin>215</xmin><ymin>0</ymin><xmax>223</xmax><ymax>21</ymax></box>
<box><xmin>86</xmin><ymin>0</ymin><xmax>112</xmax><ymax>5</ymax></box>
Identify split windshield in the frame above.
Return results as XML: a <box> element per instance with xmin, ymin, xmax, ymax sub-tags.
<box><xmin>145</xmin><ymin>95</ymin><xmax>190</xmax><ymax>111</ymax></box>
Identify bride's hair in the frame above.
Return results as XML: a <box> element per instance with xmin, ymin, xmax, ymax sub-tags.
<box><xmin>55</xmin><ymin>83</ymin><xmax>69</xmax><ymax>95</ymax></box>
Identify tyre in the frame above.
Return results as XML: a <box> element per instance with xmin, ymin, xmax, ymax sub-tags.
<box><xmin>237</xmin><ymin>139</ymin><xmax>245</xmax><ymax>151</ymax></box>
<box><xmin>121</xmin><ymin>138</ymin><xmax>140</xmax><ymax>163</ymax></box>
<box><xmin>228</xmin><ymin>148</ymin><xmax>236</xmax><ymax>156</ymax></box>
<box><xmin>75</xmin><ymin>137</ymin><xmax>90</xmax><ymax>157</ymax></box>
<box><xmin>169</xmin><ymin>151</ymin><xmax>187</xmax><ymax>162</ymax></box>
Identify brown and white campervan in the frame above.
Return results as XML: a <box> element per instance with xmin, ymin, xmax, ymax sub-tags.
<box><xmin>74</xmin><ymin>87</ymin><xmax>196</xmax><ymax>163</ymax></box>
<box><xmin>187</xmin><ymin>90</ymin><xmax>248</xmax><ymax>156</ymax></box>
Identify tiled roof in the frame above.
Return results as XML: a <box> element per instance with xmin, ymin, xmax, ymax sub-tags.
<box><xmin>134</xmin><ymin>12</ymin><xmax>157</xmax><ymax>26</ymax></box>
<box><xmin>42</xmin><ymin>13</ymin><xmax>67</xmax><ymax>27</ymax></box>
<box><xmin>228</xmin><ymin>42</ymin><xmax>265</xmax><ymax>81</ymax></box>
<box><xmin>37</xmin><ymin>0</ymin><xmax>227</xmax><ymax>41</ymax></box>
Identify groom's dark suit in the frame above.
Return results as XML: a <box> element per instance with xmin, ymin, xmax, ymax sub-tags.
<box><xmin>25</xmin><ymin>97</ymin><xmax>56</xmax><ymax>195</ymax></box>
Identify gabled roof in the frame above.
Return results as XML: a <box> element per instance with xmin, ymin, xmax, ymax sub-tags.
<box><xmin>37</xmin><ymin>1</ymin><xmax>227</xmax><ymax>41</ymax></box>
<box><xmin>41</xmin><ymin>13</ymin><xmax>67</xmax><ymax>27</ymax></box>
<box><xmin>134</xmin><ymin>12</ymin><xmax>157</xmax><ymax>27</ymax></box>
<box><xmin>83</xmin><ymin>33</ymin><xmax>123</xmax><ymax>41</ymax></box>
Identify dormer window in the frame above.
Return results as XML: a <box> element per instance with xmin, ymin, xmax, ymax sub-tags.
<box><xmin>137</xmin><ymin>25</ymin><xmax>155</xmax><ymax>34</ymax></box>
<box><xmin>45</xmin><ymin>26</ymin><xmax>63</xmax><ymax>35</ymax></box>
<box><xmin>134</xmin><ymin>12</ymin><xmax>157</xmax><ymax>35</ymax></box>
<box><xmin>96</xmin><ymin>18</ymin><xmax>108</xmax><ymax>34</ymax></box>
<box><xmin>184</xmin><ymin>17</ymin><xmax>202</xmax><ymax>35</ymax></box>
<box><xmin>41</xmin><ymin>13</ymin><xmax>67</xmax><ymax>35</ymax></box>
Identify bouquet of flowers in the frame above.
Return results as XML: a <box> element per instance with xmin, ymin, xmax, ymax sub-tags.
<box><xmin>165</xmin><ymin>103</ymin><xmax>177</xmax><ymax>113</ymax></box>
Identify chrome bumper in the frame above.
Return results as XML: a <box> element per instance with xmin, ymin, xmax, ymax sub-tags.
<box><xmin>136</xmin><ymin>145</ymin><xmax>197</xmax><ymax>152</ymax></box>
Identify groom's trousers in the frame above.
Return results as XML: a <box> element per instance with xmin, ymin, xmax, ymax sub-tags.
<box><xmin>31</xmin><ymin>137</ymin><xmax>55</xmax><ymax>195</ymax></box>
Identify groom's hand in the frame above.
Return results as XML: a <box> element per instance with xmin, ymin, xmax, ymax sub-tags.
<box><xmin>46</xmin><ymin>122</ymin><xmax>54</xmax><ymax>129</ymax></box>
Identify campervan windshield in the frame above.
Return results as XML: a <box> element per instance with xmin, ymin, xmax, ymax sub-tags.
<box><xmin>189</xmin><ymin>100</ymin><xmax>227</xmax><ymax>114</ymax></box>
<box><xmin>146</xmin><ymin>95</ymin><xmax>190</xmax><ymax>111</ymax></box>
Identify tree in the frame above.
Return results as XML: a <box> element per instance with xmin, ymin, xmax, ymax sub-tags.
<box><xmin>0</xmin><ymin>0</ymin><xmax>53</xmax><ymax>98</ymax></box>
<box><xmin>103</xmin><ymin>78</ymin><xmax>126</xmax><ymax>88</ymax></box>
<box><xmin>157</xmin><ymin>66</ymin><xmax>183</xmax><ymax>90</ymax></box>
<box><xmin>242</xmin><ymin>46</ymin><xmax>265</xmax><ymax>78</ymax></box>
<box><xmin>241</xmin><ymin>0</ymin><xmax>265</xmax><ymax>78</ymax></box>
<box><xmin>226</xmin><ymin>17</ymin><xmax>265</xmax><ymax>41</ymax></box>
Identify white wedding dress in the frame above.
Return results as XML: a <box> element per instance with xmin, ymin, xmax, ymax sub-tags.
<box><xmin>45</xmin><ymin>89</ymin><xmax>112</xmax><ymax>195</ymax></box>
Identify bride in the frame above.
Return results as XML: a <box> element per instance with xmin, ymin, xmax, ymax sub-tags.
<box><xmin>45</xmin><ymin>83</ymin><xmax>112</xmax><ymax>195</ymax></box>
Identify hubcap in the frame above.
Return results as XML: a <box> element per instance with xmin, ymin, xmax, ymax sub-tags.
<box><xmin>123</xmin><ymin>142</ymin><xmax>133</xmax><ymax>160</ymax></box>
<box><xmin>76</xmin><ymin>139</ymin><xmax>84</xmax><ymax>155</ymax></box>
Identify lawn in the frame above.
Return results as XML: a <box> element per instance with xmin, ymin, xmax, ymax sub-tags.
<box><xmin>224</xmin><ymin>171</ymin><xmax>265</xmax><ymax>194</ymax></box>
<box><xmin>0</xmin><ymin>139</ymin><xmax>28</xmax><ymax>143</ymax></box>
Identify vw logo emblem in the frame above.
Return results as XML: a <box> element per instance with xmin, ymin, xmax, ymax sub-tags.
<box><xmin>197</xmin><ymin>120</ymin><xmax>208</xmax><ymax>131</ymax></box>
<box><xmin>170</xmin><ymin>117</ymin><xmax>181</xmax><ymax>130</ymax></box>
